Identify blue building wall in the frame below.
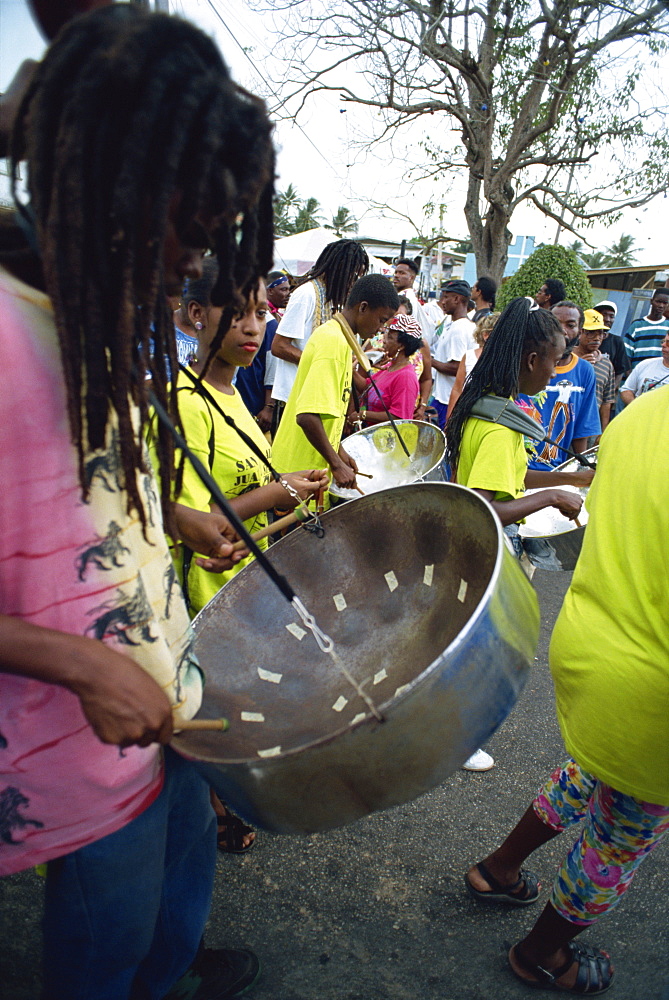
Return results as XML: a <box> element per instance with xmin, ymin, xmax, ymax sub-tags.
<box><xmin>464</xmin><ymin>235</ymin><xmax>536</xmax><ymax>285</ymax></box>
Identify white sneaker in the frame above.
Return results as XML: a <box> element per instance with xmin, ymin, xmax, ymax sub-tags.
<box><xmin>462</xmin><ymin>749</ymin><xmax>495</xmax><ymax>771</ymax></box>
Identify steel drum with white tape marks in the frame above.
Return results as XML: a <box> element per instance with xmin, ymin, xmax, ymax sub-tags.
<box><xmin>172</xmin><ymin>482</ymin><xmax>539</xmax><ymax>833</ymax></box>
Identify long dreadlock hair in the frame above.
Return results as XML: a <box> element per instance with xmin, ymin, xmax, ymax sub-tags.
<box><xmin>295</xmin><ymin>239</ymin><xmax>369</xmax><ymax>310</ymax></box>
<box><xmin>446</xmin><ymin>297</ymin><xmax>564</xmax><ymax>470</ymax></box>
<box><xmin>8</xmin><ymin>4</ymin><xmax>275</xmax><ymax>533</ymax></box>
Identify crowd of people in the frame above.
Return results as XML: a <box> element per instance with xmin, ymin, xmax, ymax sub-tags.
<box><xmin>0</xmin><ymin>5</ymin><xmax>667</xmax><ymax>1000</ymax></box>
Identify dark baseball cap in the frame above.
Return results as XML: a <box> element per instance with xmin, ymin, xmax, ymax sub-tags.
<box><xmin>440</xmin><ymin>279</ymin><xmax>472</xmax><ymax>299</ymax></box>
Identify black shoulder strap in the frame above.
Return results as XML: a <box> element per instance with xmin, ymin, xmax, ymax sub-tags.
<box><xmin>150</xmin><ymin>392</ymin><xmax>296</xmax><ymax>605</ymax></box>
<box><xmin>178</xmin><ymin>364</ymin><xmax>279</xmax><ymax>481</ymax></box>
<box><xmin>470</xmin><ymin>395</ymin><xmax>596</xmax><ymax>469</ymax></box>
<box><xmin>175</xmin><ymin>381</ymin><xmax>216</xmax><ymax>614</ymax></box>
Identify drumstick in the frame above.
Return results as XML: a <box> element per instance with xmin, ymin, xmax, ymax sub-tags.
<box><xmin>337</xmin><ymin>319</ymin><xmax>411</xmax><ymax>458</ymax></box>
<box><xmin>356</xmin><ymin>471</ymin><xmax>373</xmax><ymax>478</ymax></box>
<box><xmin>230</xmin><ymin>507</ymin><xmax>309</xmax><ymax>551</ymax></box>
<box><xmin>174</xmin><ymin>717</ymin><xmax>229</xmax><ymax>731</ymax></box>
<box><xmin>353</xmin><ymin>484</ymin><xmax>365</xmax><ymax>496</ymax></box>
<box><xmin>230</xmin><ymin>472</ymin><xmax>330</xmax><ymax>551</ymax></box>
<box><xmin>575</xmin><ymin>517</ymin><xmax>582</xmax><ymax>527</ymax></box>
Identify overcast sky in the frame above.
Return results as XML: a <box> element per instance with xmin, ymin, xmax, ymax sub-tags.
<box><xmin>2</xmin><ymin>0</ymin><xmax>667</xmax><ymax>266</ymax></box>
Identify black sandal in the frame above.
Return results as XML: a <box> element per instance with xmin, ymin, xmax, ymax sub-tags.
<box><xmin>216</xmin><ymin>806</ymin><xmax>256</xmax><ymax>854</ymax></box>
<box><xmin>466</xmin><ymin>861</ymin><xmax>540</xmax><ymax>905</ymax></box>
<box><xmin>510</xmin><ymin>941</ymin><xmax>614</xmax><ymax>994</ymax></box>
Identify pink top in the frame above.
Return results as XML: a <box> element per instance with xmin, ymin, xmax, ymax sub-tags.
<box><xmin>0</xmin><ymin>269</ymin><xmax>202</xmax><ymax>874</ymax></box>
<box><xmin>365</xmin><ymin>364</ymin><xmax>420</xmax><ymax>420</ymax></box>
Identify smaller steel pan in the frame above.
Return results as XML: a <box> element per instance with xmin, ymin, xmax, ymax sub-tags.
<box><xmin>519</xmin><ymin>447</ymin><xmax>598</xmax><ymax>571</ymax></box>
<box><xmin>330</xmin><ymin>419</ymin><xmax>446</xmax><ymax>500</ymax></box>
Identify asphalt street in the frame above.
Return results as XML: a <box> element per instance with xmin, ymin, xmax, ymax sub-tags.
<box><xmin>1</xmin><ymin>570</ymin><xmax>667</xmax><ymax>1000</ymax></box>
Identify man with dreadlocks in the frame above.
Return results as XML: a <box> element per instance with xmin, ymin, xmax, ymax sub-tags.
<box><xmin>0</xmin><ymin>6</ymin><xmax>275</xmax><ymax>998</ymax></box>
<box><xmin>270</xmin><ymin>239</ymin><xmax>369</xmax><ymax>424</ymax></box>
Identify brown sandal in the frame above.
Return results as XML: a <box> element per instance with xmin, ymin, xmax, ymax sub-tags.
<box><xmin>466</xmin><ymin>861</ymin><xmax>540</xmax><ymax>905</ymax></box>
<box><xmin>216</xmin><ymin>805</ymin><xmax>256</xmax><ymax>854</ymax></box>
<box><xmin>509</xmin><ymin>941</ymin><xmax>614</xmax><ymax>994</ymax></box>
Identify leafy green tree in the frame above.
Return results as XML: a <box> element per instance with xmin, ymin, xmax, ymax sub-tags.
<box><xmin>580</xmin><ymin>250</ymin><xmax>609</xmax><ymax>270</ymax></box>
<box><xmin>274</xmin><ymin>184</ymin><xmax>301</xmax><ymax>236</ymax></box>
<box><xmin>497</xmin><ymin>245</ymin><xmax>592</xmax><ymax>311</ymax></box>
<box><xmin>448</xmin><ymin>238</ymin><xmax>474</xmax><ymax>256</ymax></box>
<box><xmin>292</xmin><ymin>197</ymin><xmax>324</xmax><ymax>233</ymax></box>
<box><xmin>257</xmin><ymin>0</ymin><xmax>669</xmax><ymax>283</ymax></box>
<box><xmin>603</xmin><ymin>233</ymin><xmax>638</xmax><ymax>268</ymax></box>
<box><xmin>326</xmin><ymin>206</ymin><xmax>359</xmax><ymax>236</ymax></box>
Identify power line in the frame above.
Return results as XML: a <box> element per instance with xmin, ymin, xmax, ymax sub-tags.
<box><xmin>203</xmin><ymin>0</ymin><xmax>353</xmax><ymax>187</ymax></box>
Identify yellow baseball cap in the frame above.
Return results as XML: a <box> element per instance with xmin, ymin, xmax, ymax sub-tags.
<box><xmin>582</xmin><ymin>308</ymin><xmax>606</xmax><ymax>331</ymax></box>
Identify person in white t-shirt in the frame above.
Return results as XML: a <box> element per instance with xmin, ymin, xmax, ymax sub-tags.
<box><xmin>271</xmin><ymin>240</ymin><xmax>368</xmax><ymax>410</ymax></box>
<box><xmin>621</xmin><ymin>334</ymin><xmax>669</xmax><ymax>403</ymax></box>
<box><xmin>392</xmin><ymin>257</ymin><xmax>436</xmax><ymax>346</ymax></box>
<box><xmin>430</xmin><ymin>279</ymin><xmax>476</xmax><ymax>428</ymax></box>
<box><xmin>424</xmin><ymin>291</ymin><xmax>446</xmax><ymax>328</ymax></box>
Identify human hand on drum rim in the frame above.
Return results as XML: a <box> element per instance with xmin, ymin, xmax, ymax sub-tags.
<box><xmin>549</xmin><ymin>489</ymin><xmax>584</xmax><ymax>521</ymax></box>
<box><xmin>332</xmin><ymin>447</ymin><xmax>358</xmax><ymax>489</ymax></box>
<box><xmin>279</xmin><ymin>469</ymin><xmax>330</xmax><ymax>505</ymax></box>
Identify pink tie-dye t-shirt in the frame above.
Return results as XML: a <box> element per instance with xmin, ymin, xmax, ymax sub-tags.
<box><xmin>0</xmin><ymin>268</ymin><xmax>202</xmax><ymax>875</ymax></box>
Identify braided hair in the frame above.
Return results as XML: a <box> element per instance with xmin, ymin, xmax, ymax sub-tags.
<box><xmin>8</xmin><ymin>4</ymin><xmax>275</xmax><ymax>532</ymax></box>
<box><xmin>182</xmin><ymin>258</ymin><xmax>220</xmax><ymax>322</ymax></box>
<box><xmin>296</xmin><ymin>239</ymin><xmax>368</xmax><ymax>310</ymax></box>
<box><xmin>446</xmin><ymin>298</ymin><xmax>563</xmax><ymax>470</ymax></box>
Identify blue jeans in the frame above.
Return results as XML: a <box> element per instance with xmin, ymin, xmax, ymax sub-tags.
<box><xmin>432</xmin><ymin>399</ymin><xmax>448</xmax><ymax>430</ymax></box>
<box><xmin>42</xmin><ymin>747</ymin><xmax>217</xmax><ymax>1000</ymax></box>
<box><xmin>503</xmin><ymin>523</ymin><xmax>523</xmax><ymax>559</ymax></box>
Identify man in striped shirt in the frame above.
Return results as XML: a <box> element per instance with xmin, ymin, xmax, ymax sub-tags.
<box><xmin>623</xmin><ymin>288</ymin><xmax>669</xmax><ymax>368</ymax></box>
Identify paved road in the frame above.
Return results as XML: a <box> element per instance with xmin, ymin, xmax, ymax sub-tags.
<box><xmin>1</xmin><ymin>570</ymin><xmax>667</xmax><ymax>999</ymax></box>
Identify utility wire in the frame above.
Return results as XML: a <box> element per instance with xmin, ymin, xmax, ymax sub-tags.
<box><xmin>204</xmin><ymin>0</ymin><xmax>353</xmax><ymax>186</ymax></box>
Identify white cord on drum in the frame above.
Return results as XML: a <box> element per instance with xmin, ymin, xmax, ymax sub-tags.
<box><xmin>291</xmin><ymin>597</ymin><xmax>384</xmax><ymax>722</ymax></box>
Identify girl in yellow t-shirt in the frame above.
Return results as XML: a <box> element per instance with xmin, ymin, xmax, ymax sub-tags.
<box><xmin>446</xmin><ymin>296</ymin><xmax>584</xmax><ymax>533</ymax></box>
<box><xmin>175</xmin><ymin>260</ymin><xmax>327</xmax><ymax>616</ymax></box>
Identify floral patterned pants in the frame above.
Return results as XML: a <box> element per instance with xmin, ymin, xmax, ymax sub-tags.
<box><xmin>532</xmin><ymin>758</ymin><xmax>669</xmax><ymax>926</ymax></box>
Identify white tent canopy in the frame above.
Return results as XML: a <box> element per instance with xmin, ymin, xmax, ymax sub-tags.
<box><xmin>273</xmin><ymin>228</ymin><xmax>392</xmax><ymax>277</ymax></box>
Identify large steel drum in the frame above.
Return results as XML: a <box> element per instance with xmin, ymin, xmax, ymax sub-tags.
<box><xmin>172</xmin><ymin>482</ymin><xmax>539</xmax><ymax>834</ymax></box>
<box><xmin>519</xmin><ymin>447</ymin><xmax>598</xmax><ymax>571</ymax></box>
<box><xmin>330</xmin><ymin>419</ymin><xmax>446</xmax><ymax>500</ymax></box>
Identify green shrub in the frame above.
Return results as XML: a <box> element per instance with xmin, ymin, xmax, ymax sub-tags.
<box><xmin>496</xmin><ymin>245</ymin><xmax>593</xmax><ymax>311</ymax></box>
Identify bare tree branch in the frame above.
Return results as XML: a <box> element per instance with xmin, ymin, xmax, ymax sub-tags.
<box><xmin>249</xmin><ymin>0</ymin><xmax>669</xmax><ymax>280</ymax></box>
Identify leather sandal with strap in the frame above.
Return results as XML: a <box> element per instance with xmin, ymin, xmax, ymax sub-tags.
<box><xmin>465</xmin><ymin>860</ymin><xmax>540</xmax><ymax>905</ymax></box>
<box><xmin>216</xmin><ymin>806</ymin><xmax>256</xmax><ymax>854</ymax></box>
<box><xmin>510</xmin><ymin>941</ymin><xmax>614</xmax><ymax>995</ymax></box>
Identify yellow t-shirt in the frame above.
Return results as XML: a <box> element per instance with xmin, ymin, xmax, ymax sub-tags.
<box><xmin>456</xmin><ymin>415</ymin><xmax>527</xmax><ymax>502</ymax></box>
<box><xmin>271</xmin><ymin>316</ymin><xmax>353</xmax><ymax>474</ymax></box>
<box><xmin>549</xmin><ymin>389</ymin><xmax>669</xmax><ymax>805</ymax></box>
<box><xmin>174</xmin><ymin>371</ymin><xmax>271</xmax><ymax>615</ymax></box>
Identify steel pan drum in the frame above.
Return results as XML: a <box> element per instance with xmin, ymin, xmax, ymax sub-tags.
<box><xmin>519</xmin><ymin>447</ymin><xmax>598</xmax><ymax>571</ymax></box>
<box><xmin>330</xmin><ymin>420</ymin><xmax>446</xmax><ymax>500</ymax></box>
<box><xmin>172</xmin><ymin>482</ymin><xmax>539</xmax><ymax>834</ymax></box>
